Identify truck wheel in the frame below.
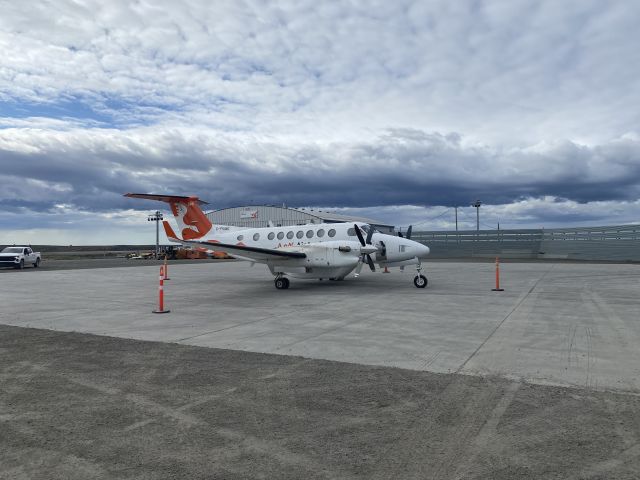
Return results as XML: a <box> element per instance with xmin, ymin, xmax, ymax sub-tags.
<box><xmin>16</xmin><ymin>259</ymin><xmax>24</xmax><ymax>270</ymax></box>
<box><xmin>33</xmin><ymin>258</ymin><xmax>40</xmax><ymax>268</ymax></box>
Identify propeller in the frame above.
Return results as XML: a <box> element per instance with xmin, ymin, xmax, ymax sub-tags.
<box><xmin>398</xmin><ymin>225</ymin><xmax>413</xmax><ymax>239</ymax></box>
<box><xmin>354</xmin><ymin>224</ymin><xmax>377</xmax><ymax>276</ymax></box>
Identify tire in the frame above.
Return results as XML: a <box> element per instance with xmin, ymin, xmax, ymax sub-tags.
<box><xmin>414</xmin><ymin>274</ymin><xmax>427</xmax><ymax>288</ymax></box>
<box><xmin>33</xmin><ymin>258</ymin><xmax>40</xmax><ymax>268</ymax></box>
<box><xmin>275</xmin><ymin>278</ymin><xmax>289</xmax><ymax>289</ymax></box>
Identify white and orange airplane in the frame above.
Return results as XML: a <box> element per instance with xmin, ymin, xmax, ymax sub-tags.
<box><xmin>125</xmin><ymin>193</ymin><xmax>430</xmax><ymax>289</ymax></box>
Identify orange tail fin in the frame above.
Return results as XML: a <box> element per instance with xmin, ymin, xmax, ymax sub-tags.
<box><xmin>162</xmin><ymin>220</ymin><xmax>180</xmax><ymax>241</ymax></box>
<box><xmin>124</xmin><ymin>193</ymin><xmax>212</xmax><ymax>239</ymax></box>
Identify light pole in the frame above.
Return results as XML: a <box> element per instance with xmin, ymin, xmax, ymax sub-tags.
<box><xmin>472</xmin><ymin>200</ymin><xmax>482</xmax><ymax>231</ymax></box>
<box><xmin>454</xmin><ymin>206</ymin><xmax>458</xmax><ymax>232</ymax></box>
<box><xmin>148</xmin><ymin>210</ymin><xmax>163</xmax><ymax>259</ymax></box>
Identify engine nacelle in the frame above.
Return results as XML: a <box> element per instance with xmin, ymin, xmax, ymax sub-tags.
<box><xmin>302</xmin><ymin>241</ymin><xmax>361</xmax><ymax>268</ymax></box>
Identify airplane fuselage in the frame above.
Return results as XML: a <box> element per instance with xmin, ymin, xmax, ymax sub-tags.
<box><xmin>194</xmin><ymin>222</ymin><xmax>429</xmax><ymax>280</ymax></box>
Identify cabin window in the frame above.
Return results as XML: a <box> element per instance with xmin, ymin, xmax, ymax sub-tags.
<box><xmin>296</xmin><ymin>231</ymin><xmax>304</xmax><ymax>239</ymax></box>
<box><xmin>277</xmin><ymin>232</ymin><xmax>284</xmax><ymax>240</ymax></box>
<box><xmin>317</xmin><ymin>229</ymin><xmax>325</xmax><ymax>237</ymax></box>
<box><xmin>306</xmin><ymin>230</ymin><xmax>314</xmax><ymax>238</ymax></box>
<box><xmin>287</xmin><ymin>231</ymin><xmax>294</xmax><ymax>239</ymax></box>
<box><xmin>237</xmin><ymin>235</ymin><xmax>244</xmax><ymax>241</ymax></box>
<box><xmin>328</xmin><ymin>229</ymin><xmax>336</xmax><ymax>237</ymax></box>
<box><xmin>347</xmin><ymin>228</ymin><xmax>356</xmax><ymax>236</ymax></box>
<box><xmin>268</xmin><ymin>232</ymin><xmax>275</xmax><ymax>240</ymax></box>
<box><xmin>253</xmin><ymin>233</ymin><xmax>260</xmax><ymax>241</ymax></box>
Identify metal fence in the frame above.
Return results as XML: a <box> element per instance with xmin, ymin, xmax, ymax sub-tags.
<box><xmin>413</xmin><ymin>224</ymin><xmax>640</xmax><ymax>261</ymax></box>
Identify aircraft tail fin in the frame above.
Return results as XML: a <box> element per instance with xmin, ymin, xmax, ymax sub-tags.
<box><xmin>163</xmin><ymin>220</ymin><xmax>181</xmax><ymax>242</ymax></box>
<box><xmin>124</xmin><ymin>193</ymin><xmax>212</xmax><ymax>240</ymax></box>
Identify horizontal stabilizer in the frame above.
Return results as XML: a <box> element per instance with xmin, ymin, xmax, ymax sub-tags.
<box><xmin>125</xmin><ymin>192</ymin><xmax>212</xmax><ymax>239</ymax></box>
<box><xmin>124</xmin><ymin>193</ymin><xmax>209</xmax><ymax>205</ymax></box>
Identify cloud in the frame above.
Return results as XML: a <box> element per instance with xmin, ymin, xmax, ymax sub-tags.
<box><xmin>1</xmin><ymin>1</ymin><xmax>639</xmax><ymax>141</ymax></box>
<box><xmin>1</xmin><ymin>126</ymin><xmax>639</xmax><ymax>213</ymax></box>
<box><xmin>1</xmin><ymin>1</ymin><xmax>639</xmax><ymax>242</ymax></box>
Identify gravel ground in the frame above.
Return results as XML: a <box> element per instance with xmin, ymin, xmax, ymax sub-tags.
<box><xmin>1</xmin><ymin>324</ymin><xmax>639</xmax><ymax>479</ymax></box>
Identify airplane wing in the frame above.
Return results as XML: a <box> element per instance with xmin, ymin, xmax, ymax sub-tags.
<box><xmin>181</xmin><ymin>239</ymin><xmax>306</xmax><ymax>262</ymax></box>
<box><xmin>162</xmin><ymin>220</ymin><xmax>306</xmax><ymax>262</ymax></box>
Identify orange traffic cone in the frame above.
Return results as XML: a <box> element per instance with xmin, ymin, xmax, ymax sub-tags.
<box><xmin>153</xmin><ymin>265</ymin><xmax>171</xmax><ymax>313</ymax></box>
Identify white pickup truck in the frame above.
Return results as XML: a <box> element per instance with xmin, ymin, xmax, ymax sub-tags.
<box><xmin>0</xmin><ymin>246</ymin><xmax>41</xmax><ymax>269</ymax></box>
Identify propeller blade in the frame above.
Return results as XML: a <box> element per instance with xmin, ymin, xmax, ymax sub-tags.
<box><xmin>406</xmin><ymin>225</ymin><xmax>412</xmax><ymax>240</ymax></box>
<box><xmin>366</xmin><ymin>254</ymin><xmax>375</xmax><ymax>272</ymax></box>
<box><xmin>365</xmin><ymin>226</ymin><xmax>374</xmax><ymax>245</ymax></box>
<box><xmin>354</xmin><ymin>224</ymin><xmax>366</xmax><ymax>247</ymax></box>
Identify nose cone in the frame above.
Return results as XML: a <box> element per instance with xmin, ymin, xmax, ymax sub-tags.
<box><xmin>417</xmin><ymin>243</ymin><xmax>430</xmax><ymax>258</ymax></box>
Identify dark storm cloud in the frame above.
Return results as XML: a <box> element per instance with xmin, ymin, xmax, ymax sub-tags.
<box><xmin>1</xmin><ymin>128</ymin><xmax>639</xmax><ymax>215</ymax></box>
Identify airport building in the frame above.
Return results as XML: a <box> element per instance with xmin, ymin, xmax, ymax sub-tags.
<box><xmin>206</xmin><ymin>205</ymin><xmax>395</xmax><ymax>233</ymax></box>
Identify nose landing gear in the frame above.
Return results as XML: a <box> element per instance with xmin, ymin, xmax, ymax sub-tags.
<box><xmin>413</xmin><ymin>260</ymin><xmax>428</xmax><ymax>288</ymax></box>
<box><xmin>414</xmin><ymin>274</ymin><xmax>427</xmax><ymax>288</ymax></box>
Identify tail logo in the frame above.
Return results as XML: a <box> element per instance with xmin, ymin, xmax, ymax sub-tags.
<box><xmin>172</xmin><ymin>201</ymin><xmax>211</xmax><ymax>240</ymax></box>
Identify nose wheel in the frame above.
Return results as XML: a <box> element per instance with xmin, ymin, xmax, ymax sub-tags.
<box><xmin>414</xmin><ymin>259</ymin><xmax>427</xmax><ymax>288</ymax></box>
<box><xmin>414</xmin><ymin>275</ymin><xmax>427</xmax><ymax>288</ymax></box>
<box><xmin>275</xmin><ymin>277</ymin><xmax>290</xmax><ymax>289</ymax></box>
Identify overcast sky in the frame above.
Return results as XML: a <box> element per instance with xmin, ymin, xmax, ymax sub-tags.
<box><xmin>1</xmin><ymin>0</ymin><xmax>639</xmax><ymax>244</ymax></box>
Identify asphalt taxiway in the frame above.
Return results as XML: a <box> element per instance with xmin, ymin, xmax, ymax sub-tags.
<box><xmin>1</xmin><ymin>259</ymin><xmax>639</xmax><ymax>478</ymax></box>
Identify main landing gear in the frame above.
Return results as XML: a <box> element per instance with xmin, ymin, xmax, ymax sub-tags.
<box><xmin>274</xmin><ymin>276</ymin><xmax>290</xmax><ymax>290</ymax></box>
<box><xmin>413</xmin><ymin>261</ymin><xmax>428</xmax><ymax>288</ymax></box>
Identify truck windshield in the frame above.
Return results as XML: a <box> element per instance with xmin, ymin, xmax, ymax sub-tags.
<box><xmin>2</xmin><ymin>247</ymin><xmax>23</xmax><ymax>253</ymax></box>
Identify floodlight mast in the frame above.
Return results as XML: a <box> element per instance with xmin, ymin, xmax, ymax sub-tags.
<box><xmin>455</xmin><ymin>206</ymin><xmax>458</xmax><ymax>232</ymax></box>
<box><xmin>147</xmin><ymin>210</ymin><xmax>163</xmax><ymax>259</ymax></box>
<box><xmin>472</xmin><ymin>200</ymin><xmax>482</xmax><ymax>231</ymax></box>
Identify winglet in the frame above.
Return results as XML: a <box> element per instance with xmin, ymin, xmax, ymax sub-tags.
<box><xmin>163</xmin><ymin>220</ymin><xmax>181</xmax><ymax>242</ymax></box>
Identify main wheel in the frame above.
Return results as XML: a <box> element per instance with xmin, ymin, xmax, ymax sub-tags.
<box><xmin>414</xmin><ymin>274</ymin><xmax>427</xmax><ymax>288</ymax></box>
<box><xmin>275</xmin><ymin>277</ymin><xmax>290</xmax><ymax>289</ymax></box>
<box><xmin>33</xmin><ymin>258</ymin><xmax>40</xmax><ymax>268</ymax></box>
